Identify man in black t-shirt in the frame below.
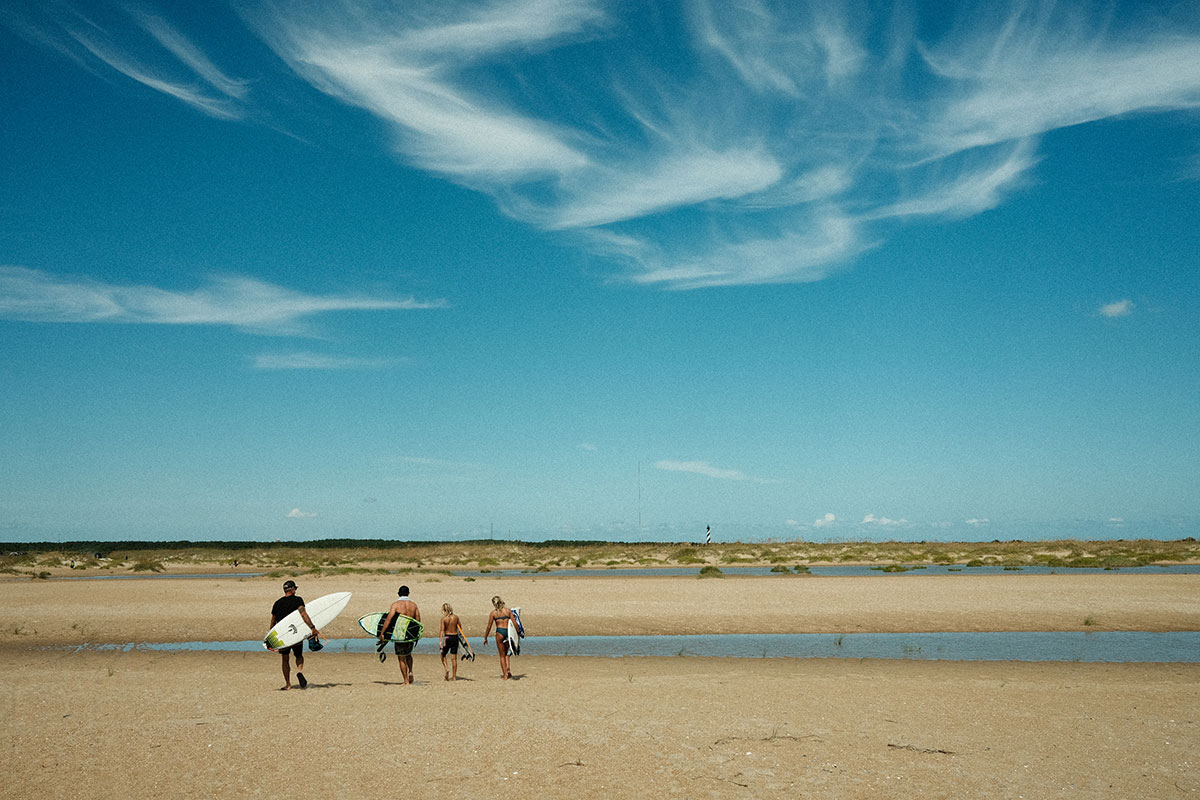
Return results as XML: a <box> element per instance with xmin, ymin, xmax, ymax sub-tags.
<box><xmin>269</xmin><ymin>580</ymin><xmax>319</xmax><ymax>690</ymax></box>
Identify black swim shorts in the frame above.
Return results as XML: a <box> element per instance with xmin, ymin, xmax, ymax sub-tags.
<box><xmin>440</xmin><ymin>637</ymin><xmax>459</xmax><ymax>656</ymax></box>
<box><xmin>393</xmin><ymin>640</ymin><xmax>415</xmax><ymax>656</ymax></box>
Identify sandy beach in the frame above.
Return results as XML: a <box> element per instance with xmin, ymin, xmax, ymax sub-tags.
<box><xmin>4</xmin><ymin>571</ymin><xmax>1198</xmax><ymax>798</ymax></box>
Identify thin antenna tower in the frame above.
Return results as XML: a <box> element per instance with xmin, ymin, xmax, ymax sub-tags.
<box><xmin>637</xmin><ymin>460</ymin><xmax>642</xmax><ymax>531</ymax></box>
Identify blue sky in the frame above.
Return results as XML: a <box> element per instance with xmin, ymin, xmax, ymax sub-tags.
<box><xmin>2</xmin><ymin>0</ymin><xmax>1198</xmax><ymax>543</ymax></box>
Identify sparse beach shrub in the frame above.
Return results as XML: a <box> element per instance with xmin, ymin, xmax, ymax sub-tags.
<box><xmin>130</xmin><ymin>560</ymin><xmax>164</xmax><ymax>573</ymax></box>
<box><xmin>770</xmin><ymin>565</ymin><xmax>790</xmax><ymax>573</ymax></box>
<box><xmin>873</xmin><ymin>564</ymin><xmax>913</xmax><ymax>573</ymax></box>
<box><xmin>965</xmin><ymin>559</ymin><xmax>985</xmax><ymax>567</ymax></box>
<box><xmin>671</xmin><ymin>547</ymin><xmax>703</xmax><ymax>564</ymax></box>
<box><xmin>698</xmin><ymin>565</ymin><xmax>723</xmax><ymax>578</ymax></box>
<box><xmin>793</xmin><ymin>565</ymin><xmax>811</xmax><ymax>574</ymax></box>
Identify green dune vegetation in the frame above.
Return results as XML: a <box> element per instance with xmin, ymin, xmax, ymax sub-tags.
<box><xmin>1</xmin><ymin>537</ymin><xmax>1197</xmax><ymax>579</ymax></box>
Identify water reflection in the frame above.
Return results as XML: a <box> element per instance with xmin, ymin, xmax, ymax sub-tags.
<box><xmin>77</xmin><ymin>630</ymin><xmax>1200</xmax><ymax>663</ymax></box>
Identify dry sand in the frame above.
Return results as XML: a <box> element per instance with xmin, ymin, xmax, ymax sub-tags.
<box><xmin>3</xmin><ymin>572</ymin><xmax>1198</xmax><ymax>798</ymax></box>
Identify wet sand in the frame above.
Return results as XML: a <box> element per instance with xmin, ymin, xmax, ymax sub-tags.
<box><xmin>1</xmin><ymin>572</ymin><xmax>1196</xmax><ymax>645</ymax></box>
<box><xmin>3</xmin><ymin>572</ymin><xmax>1198</xmax><ymax>798</ymax></box>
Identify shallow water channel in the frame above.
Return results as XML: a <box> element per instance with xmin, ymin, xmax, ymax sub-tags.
<box><xmin>78</xmin><ymin>631</ymin><xmax>1200</xmax><ymax>663</ymax></box>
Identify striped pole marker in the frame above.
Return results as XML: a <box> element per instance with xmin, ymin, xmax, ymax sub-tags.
<box><xmin>706</xmin><ymin>524</ymin><xmax>711</xmax><ymax>545</ymax></box>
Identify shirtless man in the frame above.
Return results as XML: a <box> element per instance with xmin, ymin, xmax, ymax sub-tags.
<box><xmin>379</xmin><ymin>586</ymin><xmax>421</xmax><ymax>685</ymax></box>
<box><xmin>438</xmin><ymin>603</ymin><xmax>463</xmax><ymax>681</ymax></box>
<box><xmin>269</xmin><ymin>580</ymin><xmax>319</xmax><ymax>690</ymax></box>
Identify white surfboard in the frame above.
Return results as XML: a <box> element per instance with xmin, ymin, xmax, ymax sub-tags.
<box><xmin>509</xmin><ymin>606</ymin><xmax>525</xmax><ymax>656</ymax></box>
<box><xmin>264</xmin><ymin>591</ymin><xmax>352</xmax><ymax>651</ymax></box>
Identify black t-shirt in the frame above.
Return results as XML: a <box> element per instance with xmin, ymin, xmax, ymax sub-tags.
<box><xmin>271</xmin><ymin>594</ymin><xmax>304</xmax><ymax>622</ymax></box>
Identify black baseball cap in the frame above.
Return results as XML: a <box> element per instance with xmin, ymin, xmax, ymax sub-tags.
<box><xmin>283</xmin><ymin>580</ymin><xmax>297</xmax><ymax>590</ymax></box>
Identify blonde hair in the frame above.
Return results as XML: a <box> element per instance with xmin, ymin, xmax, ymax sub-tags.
<box><xmin>491</xmin><ymin>595</ymin><xmax>505</xmax><ymax>610</ymax></box>
<box><xmin>442</xmin><ymin>603</ymin><xmax>454</xmax><ymax>616</ymax></box>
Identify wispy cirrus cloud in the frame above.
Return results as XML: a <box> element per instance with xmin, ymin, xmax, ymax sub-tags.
<box><xmin>655</xmin><ymin>459</ymin><xmax>779</xmax><ymax>484</ymax></box>
<box><xmin>13</xmin><ymin>1</ymin><xmax>1200</xmax><ymax>288</ymax></box>
<box><xmin>7</xmin><ymin>2</ymin><xmax>249</xmax><ymax>119</ymax></box>
<box><xmin>917</xmin><ymin>5</ymin><xmax>1200</xmax><ymax>157</ymax></box>
<box><xmin>245</xmin><ymin>0</ymin><xmax>600</xmax><ymax>180</ymax></box>
<box><xmin>252</xmin><ymin>352</ymin><xmax>403</xmax><ymax>370</ymax></box>
<box><xmin>240</xmin><ymin>0</ymin><xmax>1200</xmax><ymax>288</ymax></box>
<box><xmin>0</xmin><ymin>266</ymin><xmax>444</xmax><ymax>335</ymax></box>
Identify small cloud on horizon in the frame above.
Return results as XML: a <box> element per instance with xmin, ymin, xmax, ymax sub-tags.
<box><xmin>862</xmin><ymin>513</ymin><xmax>907</xmax><ymax>525</ymax></box>
<box><xmin>813</xmin><ymin>512</ymin><xmax>837</xmax><ymax>528</ymax></box>
<box><xmin>964</xmin><ymin>517</ymin><xmax>990</xmax><ymax>526</ymax></box>
<box><xmin>286</xmin><ymin>508</ymin><xmax>318</xmax><ymax>519</ymax></box>
<box><xmin>578</xmin><ymin>442</ymin><xmax>597</xmax><ymax>452</ymax></box>
<box><xmin>1099</xmin><ymin>299</ymin><xmax>1134</xmax><ymax>318</ymax></box>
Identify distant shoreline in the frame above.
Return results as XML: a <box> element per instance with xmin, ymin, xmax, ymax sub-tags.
<box><xmin>3</xmin><ymin>537</ymin><xmax>1197</xmax><ymax>581</ymax></box>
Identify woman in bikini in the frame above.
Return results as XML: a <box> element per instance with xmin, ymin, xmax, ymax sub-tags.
<box><xmin>482</xmin><ymin>595</ymin><xmax>515</xmax><ymax>680</ymax></box>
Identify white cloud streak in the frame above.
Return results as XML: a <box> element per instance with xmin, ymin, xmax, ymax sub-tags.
<box><xmin>252</xmin><ymin>352</ymin><xmax>401</xmax><ymax>370</ymax></box>
<box><xmin>68</xmin><ymin>24</ymin><xmax>243</xmax><ymax>119</ymax></box>
<box><xmin>247</xmin><ymin>0</ymin><xmax>598</xmax><ymax>180</ymax></box>
<box><xmin>656</xmin><ymin>460</ymin><xmax>750</xmax><ymax>481</ymax></box>
<box><xmin>130</xmin><ymin>11</ymin><xmax>249</xmax><ymax>101</ymax></box>
<box><xmin>0</xmin><ymin>267</ymin><xmax>444</xmax><ymax>334</ymax></box>
<box><xmin>10</xmin><ymin>3</ymin><xmax>252</xmax><ymax>120</ymax></box>
<box><xmin>654</xmin><ymin>459</ymin><xmax>779</xmax><ymax>484</ymax></box>
<box><xmin>919</xmin><ymin>7</ymin><xmax>1200</xmax><ymax>156</ymax></box>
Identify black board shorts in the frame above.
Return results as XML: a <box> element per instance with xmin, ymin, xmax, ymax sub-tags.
<box><xmin>283</xmin><ymin>641</ymin><xmax>303</xmax><ymax>657</ymax></box>
<box><xmin>440</xmin><ymin>637</ymin><xmax>459</xmax><ymax>656</ymax></box>
<box><xmin>393</xmin><ymin>640</ymin><xmax>415</xmax><ymax>656</ymax></box>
